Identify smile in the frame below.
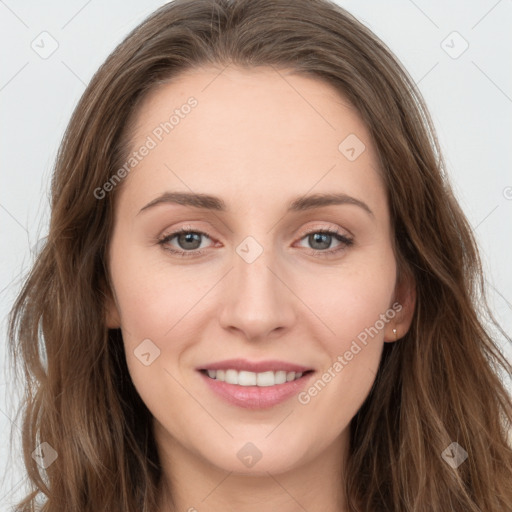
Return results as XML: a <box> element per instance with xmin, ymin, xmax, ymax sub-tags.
<box><xmin>200</xmin><ymin>369</ymin><xmax>311</xmax><ymax>386</ymax></box>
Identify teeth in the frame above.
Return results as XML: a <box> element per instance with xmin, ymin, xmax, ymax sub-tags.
<box><xmin>204</xmin><ymin>369</ymin><xmax>304</xmax><ymax>386</ymax></box>
<box><xmin>239</xmin><ymin>371</ymin><xmax>256</xmax><ymax>386</ymax></box>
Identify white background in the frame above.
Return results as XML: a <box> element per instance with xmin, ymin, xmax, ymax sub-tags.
<box><xmin>1</xmin><ymin>0</ymin><xmax>511</xmax><ymax>508</ymax></box>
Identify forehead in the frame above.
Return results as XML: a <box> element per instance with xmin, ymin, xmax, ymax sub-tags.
<box><xmin>118</xmin><ymin>65</ymin><xmax>386</xmax><ymax>215</ymax></box>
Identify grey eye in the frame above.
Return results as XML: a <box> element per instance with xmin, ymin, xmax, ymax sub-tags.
<box><xmin>176</xmin><ymin>232</ymin><xmax>203</xmax><ymax>250</ymax></box>
<box><xmin>308</xmin><ymin>233</ymin><xmax>333</xmax><ymax>250</ymax></box>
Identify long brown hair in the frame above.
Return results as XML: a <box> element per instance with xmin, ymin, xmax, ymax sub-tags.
<box><xmin>8</xmin><ymin>0</ymin><xmax>512</xmax><ymax>510</ymax></box>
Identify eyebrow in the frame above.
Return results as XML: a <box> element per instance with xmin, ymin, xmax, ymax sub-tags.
<box><xmin>137</xmin><ymin>191</ymin><xmax>374</xmax><ymax>217</ymax></box>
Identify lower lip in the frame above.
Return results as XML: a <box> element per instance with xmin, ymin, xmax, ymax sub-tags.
<box><xmin>198</xmin><ymin>370</ymin><xmax>315</xmax><ymax>409</ymax></box>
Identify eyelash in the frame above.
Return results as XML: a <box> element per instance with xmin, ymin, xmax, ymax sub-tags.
<box><xmin>157</xmin><ymin>226</ymin><xmax>354</xmax><ymax>259</ymax></box>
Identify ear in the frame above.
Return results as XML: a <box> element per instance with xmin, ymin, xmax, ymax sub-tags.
<box><xmin>384</xmin><ymin>266</ymin><xmax>416</xmax><ymax>343</ymax></box>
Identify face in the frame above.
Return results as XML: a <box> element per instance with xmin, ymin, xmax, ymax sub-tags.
<box><xmin>105</xmin><ymin>66</ymin><xmax>415</xmax><ymax>477</ymax></box>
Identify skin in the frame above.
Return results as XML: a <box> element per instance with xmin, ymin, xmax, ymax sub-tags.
<box><xmin>105</xmin><ymin>65</ymin><xmax>415</xmax><ymax>512</ymax></box>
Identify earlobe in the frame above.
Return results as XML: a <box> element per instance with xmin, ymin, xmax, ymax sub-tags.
<box><xmin>385</xmin><ymin>268</ymin><xmax>416</xmax><ymax>343</ymax></box>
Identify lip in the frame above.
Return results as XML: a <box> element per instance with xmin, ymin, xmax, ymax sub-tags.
<box><xmin>197</xmin><ymin>358</ymin><xmax>313</xmax><ymax>373</ymax></box>
<box><xmin>197</xmin><ymin>362</ymin><xmax>315</xmax><ymax>409</ymax></box>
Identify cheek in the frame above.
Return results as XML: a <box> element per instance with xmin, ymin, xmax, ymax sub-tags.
<box><xmin>302</xmin><ymin>252</ymin><xmax>396</xmax><ymax>347</ymax></box>
<box><xmin>109</xmin><ymin>246</ymin><xmax>210</xmax><ymax>412</ymax></box>
<box><xmin>294</xmin><ymin>251</ymin><xmax>396</xmax><ymax>421</ymax></box>
<box><xmin>109</xmin><ymin>238</ymin><xmax>211</xmax><ymax>339</ymax></box>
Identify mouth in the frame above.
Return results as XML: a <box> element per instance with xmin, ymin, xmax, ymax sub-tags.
<box><xmin>196</xmin><ymin>359</ymin><xmax>316</xmax><ymax>409</ymax></box>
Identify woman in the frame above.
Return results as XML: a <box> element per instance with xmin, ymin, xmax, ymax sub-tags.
<box><xmin>8</xmin><ymin>0</ymin><xmax>512</xmax><ymax>510</ymax></box>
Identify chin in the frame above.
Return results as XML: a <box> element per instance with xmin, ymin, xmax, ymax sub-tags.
<box><xmin>197</xmin><ymin>437</ymin><xmax>311</xmax><ymax>476</ymax></box>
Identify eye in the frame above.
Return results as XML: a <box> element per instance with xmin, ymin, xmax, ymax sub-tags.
<box><xmin>158</xmin><ymin>228</ymin><xmax>213</xmax><ymax>257</ymax></box>
<box><xmin>296</xmin><ymin>228</ymin><xmax>353</xmax><ymax>257</ymax></box>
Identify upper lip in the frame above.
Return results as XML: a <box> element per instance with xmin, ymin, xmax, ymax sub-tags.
<box><xmin>198</xmin><ymin>358</ymin><xmax>313</xmax><ymax>373</ymax></box>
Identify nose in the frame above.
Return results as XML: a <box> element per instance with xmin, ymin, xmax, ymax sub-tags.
<box><xmin>218</xmin><ymin>241</ymin><xmax>297</xmax><ymax>341</ymax></box>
